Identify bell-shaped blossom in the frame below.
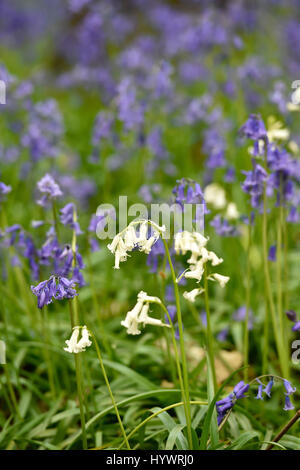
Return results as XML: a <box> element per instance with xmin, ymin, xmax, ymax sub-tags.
<box><xmin>108</xmin><ymin>220</ymin><xmax>165</xmax><ymax>269</ymax></box>
<box><xmin>283</xmin><ymin>395</ymin><xmax>295</xmax><ymax>411</ymax></box>
<box><xmin>208</xmin><ymin>273</ymin><xmax>230</xmax><ymax>288</ymax></box>
<box><xmin>183</xmin><ymin>288</ymin><xmax>204</xmax><ymax>303</ymax></box>
<box><xmin>64</xmin><ymin>326</ymin><xmax>92</xmax><ymax>354</ymax></box>
<box><xmin>121</xmin><ymin>291</ymin><xmax>169</xmax><ymax>335</ymax></box>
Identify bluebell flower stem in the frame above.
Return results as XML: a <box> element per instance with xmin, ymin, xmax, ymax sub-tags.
<box><xmin>162</xmin><ymin>239</ymin><xmax>193</xmax><ymax>450</ymax></box>
<box><xmin>68</xmin><ymin>300</ymin><xmax>88</xmax><ymax>450</ymax></box>
<box><xmin>243</xmin><ymin>221</ymin><xmax>252</xmax><ymax>384</ymax></box>
<box><xmin>52</xmin><ymin>199</ymin><xmax>60</xmax><ymax>239</ymax></box>
<box><xmin>262</xmin><ymin>156</ymin><xmax>287</xmax><ymax>378</ymax></box>
<box><xmin>90</xmin><ymin>331</ymin><xmax>130</xmax><ymax>449</ymax></box>
<box><xmin>68</xmin><ymin>211</ymin><xmax>88</xmax><ymax>449</ymax></box>
<box><xmin>276</xmin><ymin>199</ymin><xmax>289</xmax><ymax>380</ymax></box>
<box><xmin>160</xmin><ymin>303</ymin><xmax>186</xmax><ymax>399</ymax></box>
<box><xmin>158</xmin><ymin>257</ymin><xmax>177</xmax><ymax>385</ymax></box>
<box><xmin>87</xmin><ymin>244</ymin><xmax>112</xmax><ymax>358</ymax></box>
<box><xmin>262</xmin><ymin>296</ymin><xmax>269</xmax><ymax>375</ymax></box>
<box><xmin>283</xmin><ymin>209</ymin><xmax>289</xmax><ymax>312</ymax></box>
<box><xmin>204</xmin><ymin>265</ymin><xmax>217</xmax><ymax>393</ymax></box>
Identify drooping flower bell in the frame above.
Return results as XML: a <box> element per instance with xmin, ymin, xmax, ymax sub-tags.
<box><xmin>107</xmin><ymin>220</ymin><xmax>165</xmax><ymax>269</ymax></box>
<box><xmin>64</xmin><ymin>326</ymin><xmax>92</xmax><ymax>354</ymax></box>
<box><xmin>175</xmin><ymin>230</ymin><xmax>229</xmax><ymax>299</ymax></box>
<box><xmin>121</xmin><ymin>291</ymin><xmax>170</xmax><ymax>335</ymax></box>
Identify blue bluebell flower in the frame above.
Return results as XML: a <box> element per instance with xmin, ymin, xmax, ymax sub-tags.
<box><xmin>255</xmin><ymin>384</ymin><xmax>264</xmax><ymax>400</ymax></box>
<box><xmin>283</xmin><ymin>395</ymin><xmax>295</xmax><ymax>411</ymax></box>
<box><xmin>283</xmin><ymin>380</ymin><xmax>296</xmax><ymax>395</ymax></box>
<box><xmin>31</xmin><ymin>276</ymin><xmax>77</xmax><ymax>309</ymax></box>
<box><xmin>263</xmin><ymin>377</ymin><xmax>274</xmax><ymax>397</ymax></box>
<box><xmin>239</xmin><ymin>114</ymin><xmax>267</xmax><ymax>142</ymax></box>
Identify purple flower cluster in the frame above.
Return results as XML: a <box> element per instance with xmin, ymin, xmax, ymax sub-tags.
<box><xmin>240</xmin><ymin>115</ymin><xmax>300</xmax><ymax>219</ymax></box>
<box><xmin>241</xmin><ymin>160</ymin><xmax>267</xmax><ymax>209</ymax></box>
<box><xmin>31</xmin><ymin>275</ymin><xmax>77</xmax><ymax>309</ymax></box>
<box><xmin>21</xmin><ymin>99</ymin><xmax>64</xmax><ymax>162</ymax></box>
<box><xmin>217</xmin><ymin>376</ymin><xmax>296</xmax><ymax>424</ymax></box>
<box><xmin>116</xmin><ymin>77</ymin><xmax>145</xmax><ymax>132</ymax></box>
<box><xmin>216</xmin><ymin>381</ymin><xmax>249</xmax><ymax>425</ymax></box>
<box><xmin>255</xmin><ymin>377</ymin><xmax>296</xmax><ymax>411</ymax></box>
<box><xmin>210</xmin><ymin>215</ymin><xmax>239</xmax><ymax>238</ymax></box>
<box><xmin>172</xmin><ymin>178</ymin><xmax>206</xmax><ymax>208</ymax></box>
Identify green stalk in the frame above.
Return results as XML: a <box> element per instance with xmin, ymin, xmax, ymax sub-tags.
<box><xmin>159</xmin><ymin>301</ymin><xmax>190</xmax><ymax>427</ymax></box>
<box><xmin>68</xmin><ymin>300</ymin><xmax>88</xmax><ymax>450</ymax></box>
<box><xmin>52</xmin><ymin>199</ymin><xmax>60</xmax><ymax>239</ymax></box>
<box><xmin>86</xmin><ymin>242</ymin><xmax>112</xmax><ymax>358</ymax></box>
<box><xmin>262</xmin><ymin>164</ymin><xmax>287</xmax><ymax>377</ymax></box>
<box><xmin>204</xmin><ymin>265</ymin><xmax>217</xmax><ymax>392</ymax></box>
<box><xmin>160</xmin><ymin>303</ymin><xmax>186</xmax><ymax>401</ymax></box>
<box><xmin>243</xmin><ymin>221</ymin><xmax>252</xmax><ymax>383</ymax></box>
<box><xmin>158</xmin><ymin>256</ymin><xmax>177</xmax><ymax>385</ymax></box>
<box><xmin>90</xmin><ymin>332</ymin><xmax>130</xmax><ymax>449</ymax></box>
<box><xmin>283</xmin><ymin>208</ymin><xmax>289</xmax><ymax>312</ymax></box>
<box><xmin>276</xmin><ymin>195</ymin><xmax>289</xmax><ymax>380</ymax></box>
<box><xmin>262</xmin><ymin>296</ymin><xmax>269</xmax><ymax>375</ymax></box>
<box><xmin>162</xmin><ymin>239</ymin><xmax>193</xmax><ymax>450</ymax></box>
<box><xmin>68</xmin><ymin>206</ymin><xmax>88</xmax><ymax>449</ymax></box>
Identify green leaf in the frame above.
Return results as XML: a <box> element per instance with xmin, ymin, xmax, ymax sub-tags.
<box><xmin>63</xmin><ymin>389</ymin><xmax>182</xmax><ymax>449</ymax></box>
<box><xmin>103</xmin><ymin>359</ymin><xmax>157</xmax><ymax>390</ymax></box>
<box><xmin>227</xmin><ymin>431</ymin><xmax>260</xmax><ymax>450</ymax></box>
<box><xmin>151</xmin><ymin>407</ymin><xmax>187</xmax><ymax>450</ymax></box>
<box><xmin>279</xmin><ymin>435</ymin><xmax>300</xmax><ymax>450</ymax></box>
<box><xmin>165</xmin><ymin>424</ymin><xmax>185</xmax><ymax>450</ymax></box>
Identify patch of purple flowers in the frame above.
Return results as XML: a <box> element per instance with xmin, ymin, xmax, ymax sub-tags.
<box><xmin>31</xmin><ymin>275</ymin><xmax>77</xmax><ymax>309</ymax></box>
